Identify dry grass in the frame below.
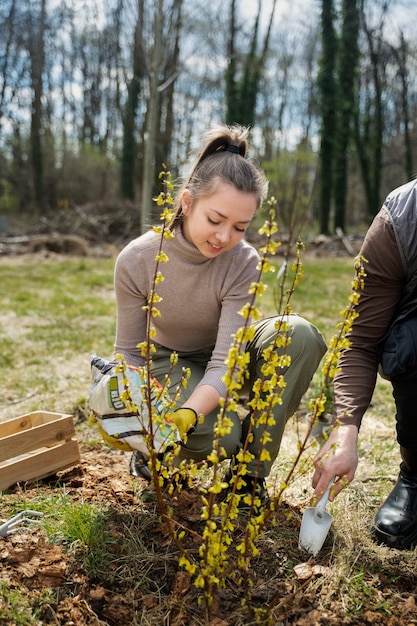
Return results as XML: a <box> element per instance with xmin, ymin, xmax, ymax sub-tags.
<box><xmin>1</xmin><ymin>252</ymin><xmax>417</xmax><ymax>625</ymax></box>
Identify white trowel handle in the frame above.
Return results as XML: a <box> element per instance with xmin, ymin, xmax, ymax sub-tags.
<box><xmin>314</xmin><ymin>480</ymin><xmax>334</xmax><ymax>517</ymax></box>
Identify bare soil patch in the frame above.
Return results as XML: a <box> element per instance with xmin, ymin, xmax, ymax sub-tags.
<box><xmin>1</xmin><ymin>415</ymin><xmax>417</xmax><ymax>625</ymax></box>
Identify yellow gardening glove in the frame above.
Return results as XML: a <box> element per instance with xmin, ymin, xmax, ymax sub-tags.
<box><xmin>173</xmin><ymin>408</ymin><xmax>198</xmax><ymax>440</ymax></box>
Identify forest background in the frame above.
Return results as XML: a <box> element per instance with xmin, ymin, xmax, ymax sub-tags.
<box><xmin>1</xmin><ymin>0</ymin><xmax>416</xmax><ymax>242</ymax></box>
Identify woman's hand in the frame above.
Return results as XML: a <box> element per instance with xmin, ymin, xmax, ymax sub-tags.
<box><xmin>312</xmin><ymin>423</ymin><xmax>359</xmax><ymax>501</ymax></box>
<box><xmin>172</xmin><ymin>384</ymin><xmax>220</xmax><ymax>441</ymax></box>
<box><xmin>172</xmin><ymin>408</ymin><xmax>198</xmax><ymax>439</ymax></box>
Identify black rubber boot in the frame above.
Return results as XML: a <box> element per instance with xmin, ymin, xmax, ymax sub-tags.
<box><xmin>370</xmin><ymin>447</ymin><xmax>417</xmax><ymax>549</ymax></box>
<box><xmin>130</xmin><ymin>450</ymin><xmax>192</xmax><ymax>492</ymax></box>
<box><xmin>130</xmin><ymin>450</ymin><xmax>152</xmax><ymax>481</ymax></box>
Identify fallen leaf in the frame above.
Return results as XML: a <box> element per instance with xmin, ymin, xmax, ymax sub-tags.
<box><xmin>311</xmin><ymin>564</ymin><xmax>331</xmax><ymax>576</ymax></box>
<box><xmin>293</xmin><ymin>562</ymin><xmax>313</xmax><ymax>580</ymax></box>
<box><xmin>208</xmin><ymin>618</ymin><xmax>229</xmax><ymax>626</ymax></box>
<box><xmin>89</xmin><ymin>585</ymin><xmax>107</xmax><ymax>600</ymax></box>
<box><xmin>402</xmin><ymin>595</ymin><xmax>417</xmax><ymax>615</ymax></box>
<box><xmin>171</xmin><ymin>570</ymin><xmax>191</xmax><ymax>597</ymax></box>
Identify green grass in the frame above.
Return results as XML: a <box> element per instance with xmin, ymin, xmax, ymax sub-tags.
<box><xmin>0</xmin><ymin>254</ymin><xmax>355</xmax><ymax>421</ymax></box>
<box><xmin>0</xmin><ymin>257</ymin><xmax>116</xmax><ymax>420</ymax></box>
<box><xmin>45</xmin><ymin>497</ymin><xmax>116</xmax><ymax>577</ymax></box>
<box><xmin>0</xmin><ymin>251</ymin><xmax>396</xmax><ymax>478</ymax></box>
<box><xmin>262</xmin><ymin>254</ymin><xmax>355</xmax><ymax>336</ymax></box>
<box><xmin>0</xmin><ymin>583</ymin><xmax>55</xmax><ymax>625</ymax></box>
<box><xmin>0</xmin><ymin>251</ymin><xmax>410</xmax><ymax>626</ymax></box>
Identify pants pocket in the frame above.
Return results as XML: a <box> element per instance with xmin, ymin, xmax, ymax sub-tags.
<box><xmin>378</xmin><ymin>316</ymin><xmax>417</xmax><ymax>378</ymax></box>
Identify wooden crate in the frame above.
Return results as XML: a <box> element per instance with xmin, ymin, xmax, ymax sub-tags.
<box><xmin>0</xmin><ymin>410</ymin><xmax>81</xmax><ymax>491</ymax></box>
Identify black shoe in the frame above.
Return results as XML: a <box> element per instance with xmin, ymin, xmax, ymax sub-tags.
<box><xmin>130</xmin><ymin>450</ymin><xmax>191</xmax><ymax>493</ymax></box>
<box><xmin>370</xmin><ymin>472</ymin><xmax>417</xmax><ymax>549</ymax></box>
<box><xmin>223</xmin><ymin>465</ymin><xmax>268</xmax><ymax>515</ymax></box>
<box><xmin>130</xmin><ymin>450</ymin><xmax>152</xmax><ymax>481</ymax></box>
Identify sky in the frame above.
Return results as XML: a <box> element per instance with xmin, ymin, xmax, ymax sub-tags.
<box><xmin>243</xmin><ymin>0</ymin><xmax>415</xmax><ymax>41</ymax></box>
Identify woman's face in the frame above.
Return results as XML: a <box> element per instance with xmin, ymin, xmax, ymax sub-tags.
<box><xmin>181</xmin><ymin>180</ymin><xmax>258</xmax><ymax>258</ymax></box>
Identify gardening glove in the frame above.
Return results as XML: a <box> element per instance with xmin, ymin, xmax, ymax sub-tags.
<box><xmin>172</xmin><ymin>408</ymin><xmax>198</xmax><ymax>440</ymax></box>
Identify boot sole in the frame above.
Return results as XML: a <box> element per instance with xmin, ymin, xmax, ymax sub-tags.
<box><xmin>370</xmin><ymin>518</ymin><xmax>417</xmax><ymax>550</ymax></box>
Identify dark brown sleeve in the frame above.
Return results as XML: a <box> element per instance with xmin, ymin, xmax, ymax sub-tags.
<box><xmin>333</xmin><ymin>208</ymin><xmax>406</xmax><ymax>428</ymax></box>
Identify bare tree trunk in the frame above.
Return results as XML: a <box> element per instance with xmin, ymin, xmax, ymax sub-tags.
<box><xmin>396</xmin><ymin>32</ymin><xmax>414</xmax><ymax>180</ymax></box>
<box><xmin>318</xmin><ymin>0</ymin><xmax>337</xmax><ymax>235</ymax></box>
<box><xmin>0</xmin><ymin>0</ymin><xmax>16</xmax><ymax>132</ymax></box>
<box><xmin>121</xmin><ymin>0</ymin><xmax>146</xmax><ymax>200</ymax></box>
<box><xmin>29</xmin><ymin>0</ymin><xmax>46</xmax><ymax>214</ymax></box>
<box><xmin>333</xmin><ymin>0</ymin><xmax>360</xmax><ymax>232</ymax></box>
<box><xmin>225</xmin><ymin>0</ymin><xmax>238</xmax><ymax>125</ymax></box>
<box><xmin>225</xmin><ymin>0</ymin><xmax>278</xmax><ymax>127</ymax></box>
<box><xmin>140</xmin><ymin>0</ymin><xmax>163</xmax><ymax>232</ymax></box>
<box><xmin>156</xmin><ymin>0</ymin><xmax>182</xmax><ymax>183</ymax></box>
<box><xmin>366</xmin><ymin>30</ymin><xmax>383</xmax><ymax>217</ymax></box>
<box><xmin>355</xmin><ymin>0</ymin><xmax>392</xmax><ymax>219</ymax></box>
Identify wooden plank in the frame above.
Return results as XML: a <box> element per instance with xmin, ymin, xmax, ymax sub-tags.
<box><xmin>1</xmin><ymin>413</ymin><xmax>34</xmax><ymax>437</ymax></box>
<box><xmin>1</xmin><ymin>411</ymin><xmax>72</xmax><ymax>437</ymax></box>
<box><xmin>0</xmin><ymin>416</ymin><xmax>75</xmax><ymax>464</ymax></box>
<box><xmin>0</xmin><ymin>440</ymin><xmax>81</xmax><ymax>492</ymax></box>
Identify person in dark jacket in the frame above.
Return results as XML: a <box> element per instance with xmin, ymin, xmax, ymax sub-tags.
<box><xmin>312</xmin><ymin>178</ymin><xmax>417</xmax><ymax>549</ymax></box>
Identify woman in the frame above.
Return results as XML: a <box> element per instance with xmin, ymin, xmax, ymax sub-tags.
<box><xmin>114</xmin><ymin>123</ymin><xmax>326</xmax><ymax>505</ymax></box>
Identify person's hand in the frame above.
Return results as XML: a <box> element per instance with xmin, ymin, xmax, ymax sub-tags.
<box><xmin>312</xmin><ymin>423</ymin><xmax>359</xmax><ymax>501</ymax></box>
<box><xmin>172</xmin><ymin>408</ymin><xmax>198</xmax><ymax>440</ymax></box>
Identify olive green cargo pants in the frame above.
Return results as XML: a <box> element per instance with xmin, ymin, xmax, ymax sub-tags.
<box><xmin>150</xmin><ymin>315</ymin><xmax>326</xmax><ymax>478</ymax></box>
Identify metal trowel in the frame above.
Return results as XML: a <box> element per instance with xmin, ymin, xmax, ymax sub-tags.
<box><xmin>298</xmin><ymin>482</ymin><xmax>334</xmax><ymax>556</ymax></box>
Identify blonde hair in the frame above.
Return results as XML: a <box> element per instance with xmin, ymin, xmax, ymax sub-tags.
<box><xmin>170</xmin><ymin>124</ymin><xmax>268</xmax><ymax>230</ymax></box>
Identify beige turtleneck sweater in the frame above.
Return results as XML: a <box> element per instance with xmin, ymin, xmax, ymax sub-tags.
<box><xmin>114</xmin><ymin>227</ymin><xmax>260</xmax><ymax>398</ymax></box>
